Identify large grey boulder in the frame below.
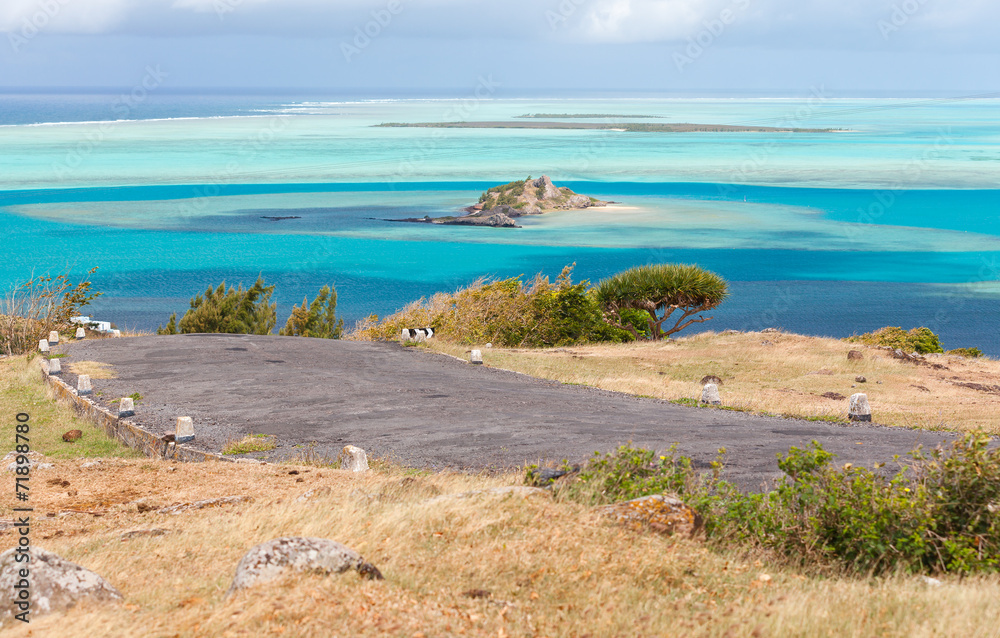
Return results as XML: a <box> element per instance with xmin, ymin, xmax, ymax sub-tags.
<box><xmin>0</xmin><ymin>548</ymin><xmax>122</xmax><ymax>624</ymax></box>
<box><xmin>227</xmin><ymin>537</ymin><xmax>382</xmax><ymax>595</ymax></box>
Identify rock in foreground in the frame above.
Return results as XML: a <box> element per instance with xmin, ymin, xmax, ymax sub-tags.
<box><xmin>227</xmin><ymin>537</ymin><xmax>382</xmax><ymax>595</ymax></box>
<box><xmin>597</xmin><ymin>494</ymin><xmax>703</xmax><ymax>538</ymax></box>
<box><xmin>0</xmin><ymin>548</ymin><xmax>122</xmax><ymax>624</ymax></box>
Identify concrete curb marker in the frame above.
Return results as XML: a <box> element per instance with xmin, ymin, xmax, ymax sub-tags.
<box><xmin>39</xmin><ymin>361</ymin><xmax>230</xmax><ymax>463</ymax></box>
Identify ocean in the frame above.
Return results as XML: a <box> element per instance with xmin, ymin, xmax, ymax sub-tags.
<box><xmin>1</xmin><ymin>92</ymin><xmax>998</xmax><ymax>353</ymax></box>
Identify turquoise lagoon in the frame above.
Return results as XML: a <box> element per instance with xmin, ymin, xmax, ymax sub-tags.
<box><xmin>0</xmin><ymin>95</ymin><xmax>998</xmax><ymax>353</ymax></box>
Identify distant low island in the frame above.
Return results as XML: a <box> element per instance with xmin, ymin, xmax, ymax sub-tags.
<box><xmin>394</xmin><ymin>176</ymin><xmax>608</xmax><ymax>228</ymax></box>
<box><xmin>376</xmin><ymin>121</ymin><xmax>837</xmax><ymax>133</ymax></box>
<box><xmin>514</xmin><ymin>113</ymin><xmax>664</xmax><ymax>119</ymax></box>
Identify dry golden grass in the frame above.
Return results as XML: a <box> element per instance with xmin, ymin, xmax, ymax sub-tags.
<box><xmin>66</xmin><ymin>360</ymin><xmax>117</xmax><ymax>380</ymax></box>
<box><xmin>3</xmin><ymin>457</ymin><xmax>1000</xmax><ymax>637</ymax></box>
<box><xmin>424</xmin><ymin>331</ymin><xmax>1000</xmax><ymax>435</ymax></box>
<box><xmin>222</xmin><ymin>433</ymin><xmax>278</xmax><ymax>455</ymax></box>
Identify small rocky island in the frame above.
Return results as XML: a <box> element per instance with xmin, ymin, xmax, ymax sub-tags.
<box><xmin>397</xmin><ymin>175</ymin><xmax>609</xmax><ymax>228</ymax></box>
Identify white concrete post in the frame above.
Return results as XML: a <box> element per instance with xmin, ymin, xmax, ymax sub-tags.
<box><xmin>75</xmin><ymin>327</ymin><xmax>86</xmax><ymax>340</ymax></box>
<box><xmin>118</xmin><ymin>397</ymin><xmax>136</xmax><ymax>418</ymax></box>
<box><xmin>176</xmin><ymin>417</ymin><xmax>195</xmax><ymax>443</ymax></box>
<box><xmin>470</xmin><ymin>350</ymin><xmax>483</xmax><ymax>365</ymax></box>
<box><xmin>38</xmin><ymin>339</ymin><xmax>49</xmax><ymax>353</ymax></box>
<box><xmin>700</xmin><ymin>383</ymin><xmax>722</xmax><ymax>405</ymax></box>
<box><xmin>338</xmin><ymin>445</ymin><xmax>369</xmax><ymax>472</ymax></box>
<box><xmin>77</xmin><ymin>374</ymin><xmax>92</xmax><ymax>396</ymax></box>
<box><xmin>48</xmin><ymin>331</ymin><xmax>60</xmax><ymax>346</ymax></box>
<box><xmin>849</xmin><ymin>393</ymin><xmax>872</xmax><ymax>422</ymax></box>
<box><xmin>48</xmin><ymin>358</ymin><xmax>62</xmax><ymax>375</ymax></box>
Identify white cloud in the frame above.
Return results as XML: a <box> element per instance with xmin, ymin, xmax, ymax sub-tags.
<box><xmin>0</xmin><ymin>0</ymin><xmax>132</xmax><ymax>34</ymax></box>
<box><xmin>0</xmin><ymin>0</ymin><xmax>997</xmax><ymax>54</ymax></box>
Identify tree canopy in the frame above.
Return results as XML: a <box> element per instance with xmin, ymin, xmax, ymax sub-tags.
<box><xmin>158</xmin><ymin>277</ymin><xmax>276</xmax><ymax>335</ymax></box>
<box><xmin>279</xmin><ymin>285</ymin><xmax>344</xmax><ymax>339</ymax></box>
<box><xmin>594</xmin><ymin>263</ymin><xmax>728</xmax><ymax>340</ymax></box>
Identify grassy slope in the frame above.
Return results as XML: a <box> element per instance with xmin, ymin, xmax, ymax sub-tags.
<box><xmin>1</xmin><ymin>341</ymin><xmax>999</xmax><ymax>635</ymax></box>
<box><xmin>0</xmin><ymin>355</ymin><xmax>140</xmax><ymax>459</ymax></box>
<box><xmin>423</xmin><ymin>331</ymin><xmax>1000</xmax><ymax>435</ymax></box>
<box><xmin>2</xmin><ymin>457</ymin><xmax>999</xmax><ymax>637</ymax></box>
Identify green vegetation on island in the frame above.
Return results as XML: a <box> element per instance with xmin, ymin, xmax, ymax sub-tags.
<box><xmin>514</xmin><ymin>113</ymin><xmax>665</xmax><ymax>119</ymax></box>
<box><xmin>376</xmin><ymin>121</ymin><xmax>837</xmax><ymax>133</ymax></box>
<box><xmin>397</xmin><ymin>175</ymin><xmax>608</xmax><ymax>228</ymax></box>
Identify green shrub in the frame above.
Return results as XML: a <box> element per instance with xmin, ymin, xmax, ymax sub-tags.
<box><xmin>594</xmin><ymin>263</ymin><xmax>729</xmax><ymax>340</ymax></box>
<box><xmin>534</xmin><ymin>434</ymin><xmax>1000</xmax><ymax>575</ymax></box>
<box><xmin>352</xmin><ymin>264</ymin><xmax>634</xmax><ymax>347</ymax></box>
<box><xmin>947</xmin><ymin>347</ymin><xmax>984</xmax><ymax>358</ymax></box>
<box><xmin>279</xmin><ymin>285</ymin><xmax>344</xmax><ymax>339</ymax></box>
<box><xmin>846</xmin><ymin>326</ymin><xmax>944</xmax><ymax>354</ymax></box>
<box><xmin>158</xmin><ymin>276</ymin><xmax>276</xmax><ymax>335</ymax></box>
<box><xmin>223</xmin><ymin>433</ymin><xmax>277</xmax><ymax>455</ymax></box>
<box><xmin>1</xmin><ymin>267</ymin><xmax>102</xmax><ymax>356</ymax></box>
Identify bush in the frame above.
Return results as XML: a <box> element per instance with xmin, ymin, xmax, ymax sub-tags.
<box><xmin>947</xmin><ymin>347</ymin><xmax>984</xmax><ymax>358</ymax></box>
<box><xmin>279</xmin><ymin>285</ymin><xmax>344</xmax><ymax>339</ymax></box>
<box><xmin>846</xmin><ymin>326</ymin><xmax>944</xmax><ymax>354</ymax></box>
<box><xmin>158</xmin><ymin>277</ymin><xmax>276</xmax><ymax>335</ymax></box>
<box><xmin>352</xmin><ymin>265</ymin><xmax>634</xmax><ymax>347</ymax></box>
<box><xmin>533</xmin><ymin>435</ymin><xmax>1000</xmax><ymax>575</ymax></box>
<box><xmin>594</xmin><ymin>263</ymin><xmax>729</xmax><ymax>340</ymax></box>
<box><xmin>1</xmin><ymin>268</ymin><xmax>102</xmax><ymax>356</ymax></box>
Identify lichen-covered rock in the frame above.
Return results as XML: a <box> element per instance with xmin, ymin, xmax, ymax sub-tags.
<box><xmin>0</xmin><ymin>548</ymin><xmax>122</xmax><ymax>624</ymax></box>
<box><xmin>227</xmin><ymin>537</ymin><xmax>382</xmax><ymax>595</ymax></box>
<box><xmin>156</xmin><ymin>495</ymin><xmax>250</xmax><ymax>515</ymax></box>
<box><xmin>597</xmin><ymin>494</ymin><xmax>703</xmax><ymax>538</ymax></box>
<box><xmin>338</xmin><ymin>445</ymin><xmax>369</xmax><ymax>472</ymax></box>
<box><xmin>4</xmin><ymin>451</ymin><xmax>53</xmax><ymax>473</ymax></box>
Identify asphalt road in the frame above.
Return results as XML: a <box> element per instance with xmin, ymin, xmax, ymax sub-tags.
<box><xmin>61</xmin><ymin>334</ymin><xmax>955</xmax><ymax>487</ymax></box>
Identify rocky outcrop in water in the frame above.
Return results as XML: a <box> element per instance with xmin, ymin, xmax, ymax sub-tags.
<box><xmin>393</xmin><ymin>176</ymin><xmax>609</xmax><ymax>229</ymax></box>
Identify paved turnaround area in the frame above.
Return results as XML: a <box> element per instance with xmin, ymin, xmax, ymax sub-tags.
<box><xmin>64</xmin><ymin>334</ymin><xmax>956</xmax><ymax>487</ymax></box>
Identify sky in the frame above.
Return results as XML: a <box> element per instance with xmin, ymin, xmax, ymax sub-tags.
<box><xmin>1</xmin><ymin>0</ymin><xmax>998</xmax><ymax>93</ymax></box>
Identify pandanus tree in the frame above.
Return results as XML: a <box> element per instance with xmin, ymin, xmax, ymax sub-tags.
<box><xmin>594</xmin><ymin>264</ymin><xmax>729</xmax><ymax>340</ymax></box>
